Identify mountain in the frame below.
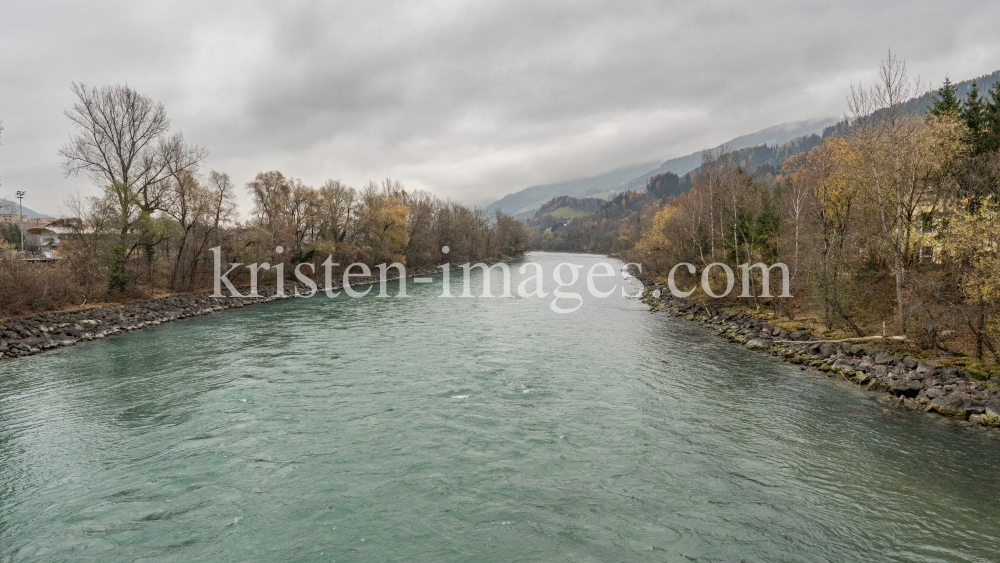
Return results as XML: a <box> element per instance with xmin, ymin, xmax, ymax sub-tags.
<box><xmin>486</xmin><ymin>118</ymin><xmax>837</xmax><ymax>219</ymax></box>
<box><xmin>484</xmin><ymin>161</ymin><xmax>660</xmax><ymax>220</ymax></box>
<box><xmin>0</xmin><ymin>198</ymin><xmax>52</xmax><ymax>218</ymax></box>
<box><xmin>529</xmin><ymin>195</ymin><xmax>607</xmax><ymax>227</ymax></box>
<box><xmin>822</xmin><ymin>69</ymin><xmax>1000</xmax><ymax>138</ymax></box>
<box><xmin>621</xmin><ymin>118</ymin><xmax>838</xmax><ymax>192</ymax></box>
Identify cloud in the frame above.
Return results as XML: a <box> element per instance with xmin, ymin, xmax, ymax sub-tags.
<box><xmin>1</xmin><ymin>0</ymin><xmax>999</xmax><ymax>215</ymax></box>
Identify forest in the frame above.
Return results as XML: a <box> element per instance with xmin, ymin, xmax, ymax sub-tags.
<box><xmin>534</xmin><ymin>54</ymin><xmax>1000</xmax><ymax>369</ymax></box>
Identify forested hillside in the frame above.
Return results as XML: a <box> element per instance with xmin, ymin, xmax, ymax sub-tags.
<box><xmin>533</xmin><ymin>56</ymin><xmax>1000</xmax><ymax>373</ymax></box>
<box><xmin>485</xmin><ymin>120</ymin><xmax>837</xmax><ymax>219</ymax></box>
<box><xmin>483</xmin><ymin>161</ymin><xmax>657</xmax><ymax>219</ymax></box>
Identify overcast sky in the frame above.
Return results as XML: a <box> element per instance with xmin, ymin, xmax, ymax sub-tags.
<box><xmin>1</xmin><ymin>1</ymin><xmax>999</xmax><ymax>216</ymax></box>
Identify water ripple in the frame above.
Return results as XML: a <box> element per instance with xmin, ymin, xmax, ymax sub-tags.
<box><xmin>1</xmin><ymin>252</ymin><xmax>999</xmax><ymax>562</ymax></box>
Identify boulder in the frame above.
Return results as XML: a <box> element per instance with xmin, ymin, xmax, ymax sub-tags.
<box><xmin>891</xmin><ymin>380</ymin><xmax>919</xmax><ymax>398</ymax></box>
<box><xmin>745</xmin><ymin>339</ymin><xmax>769</xmax><ymax>351</ymax></box>
<box><xmin>930</xmin><ymin>394</ymin><xmax>972</xmax><ymax>418</ymax></box>
<box><xmin>901</xmin><ymin>356</ymin><xmax>918</xmax><ymax>369</ymax></box>
<box><xmin>832</xmin><ymin>358</ymin><xmax>855</xmax><ymax>371</ymax></box>
<box><xmin>873</xmin><ymin>351</ymin><xmax>896</xmax><ymax>365</ymax></box>
<box><xmin>819</xmin><ymin>342</ymin><xmax>837</xmax><ymax>358</ymax></box>
<box><xmin>969</xmin><ymin>413</ymin><xmax>1000</xmax><ymax>427</ymax></box>
<box><xmin>851</xmin><ymin>372</ymin><xmax>871</xmax><ymax>385</ymax></box>
<box><xmin>844</xmin><ymin>343</ymin><xmax>865</xmax><ymax>356</ymax></box>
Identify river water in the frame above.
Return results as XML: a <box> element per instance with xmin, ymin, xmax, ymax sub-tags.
<box><xmin>1</xmin><ymin>252</ymin><xmax>999</xmax><ymax>562</ymax></box>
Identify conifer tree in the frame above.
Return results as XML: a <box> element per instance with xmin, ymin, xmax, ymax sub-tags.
<box><xmin>983</xmin><ymin>81</ymin><xmax>1000</xmax><ymax>153</ymax></box>
<box><xmin>930</xmin><ymin>76</ymin><xmax>960</xmax><ymax>117</ymax></box>
<box><xmin>961</xmin><ymin>81</ymin><xmax>988</xmax><ymax>154</ymax></box>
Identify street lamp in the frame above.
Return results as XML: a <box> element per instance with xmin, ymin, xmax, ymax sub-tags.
<box><xmin>15</xmin><ymin>190</ymin><xmax>25</xmax><ymax>251</ymax></box>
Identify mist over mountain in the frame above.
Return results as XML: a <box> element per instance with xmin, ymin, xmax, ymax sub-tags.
<box><xmin>486</xmin><ymin>118</ymin><xmax>837</xmax><ymax>218</ymax></box>
<box><xmin>620</xmin><ymin>117</ymin><xmax>839</xmax><ymax>193</ymax></box>
<box><xmin>488</xmin><ymin>69</ymin><xmax>1000</xmax><ymax>221</ymax></box>
<box><xmin>483</xmin><ymin>161</ymin><xmax>658</xmax><ymax>220</ymax></box>
<box><xmin>822</xmin><ymin>69</ymin><xmax>1000</xmax><ymax>138</ymax></box>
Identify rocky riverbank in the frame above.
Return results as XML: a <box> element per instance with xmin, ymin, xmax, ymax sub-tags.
<box><xmin>634</xmin><ymin>274</ymin><xmax>1000</xmax><ymax>430</ymax></box>
<box><xmin>0</xmin><ymin>264</ymin><xmax>466</xmax><ymax>362</ymax></box>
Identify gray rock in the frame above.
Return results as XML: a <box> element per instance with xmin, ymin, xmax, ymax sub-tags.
<box><xmin>832</xmin><ymin>358</ymin><xmax>855</xmax><ymax>370</ymax></box>
<box><xmin>931</xmin><ymin>394</ymin><xmax>972</xmax><ymax>417</ymax></box>
<box><xmin>873</xmin><ymin>351</ymin><xmax>895</xmax><ymax>365</ymax></box>
<box><xmin>987</xmin><ymin>401</ymin><xmax>1000</xmax><ymax>419</ymax></box>
<box><xmin>891</xmin><ymin>380</ymin><xmax>921</xmax><ymax>398</ymax></box>
<box><xmin>745</xmin><ymin>339</ymin><xmax>769</xmax><ymax>350</ymax></box>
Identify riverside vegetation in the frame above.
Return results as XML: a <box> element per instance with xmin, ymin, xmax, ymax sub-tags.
<box><xmin>529</xmin><ymin>54</ymin><xmax>1000</xmax><ymax>397</ymax></box>
<box><xmin>636</xmin><ymin>268</ymin><xmax>1000</xmax><ymax>430</ymax></box>
<box><xmin>0</xmin><ymin>263</ymin><xmax>473</xmax><ymax>360</ymax></box>
<box><xmin>0</xmin><ymin>83</ymin><xmax>527</xmax><ymax>319</ymax></box>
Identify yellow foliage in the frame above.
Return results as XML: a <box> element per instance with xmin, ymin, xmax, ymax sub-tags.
<box><xmin>941</xmin><ymin>209</ymin><xmax>1000</xmax><ymax>303</ymax></box>
<box><xmin>633</xmin><ymin>205</ymin><xmax>679</xmax><ymax>271</ymax></box>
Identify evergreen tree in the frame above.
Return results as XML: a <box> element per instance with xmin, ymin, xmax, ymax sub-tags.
<box><xmin>930</xmin><ymin>76</ymin><xmax>961</xmax><ymax>118</ymax></box>
<box><xmin>961</xmin><ymin>81</ymin><xmax>988</xmax><ymax>154</ymax></box>
<box><xmin>984</xmin><ymin>81</ymin><xmax>1000</xmax><ymax>153</ymax></box>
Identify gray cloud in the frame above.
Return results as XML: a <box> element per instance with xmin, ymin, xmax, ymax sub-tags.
<box><xmin>1</xmin><ymin>0</ymin><xmax>999</xmax><ymax>216</ymax></box>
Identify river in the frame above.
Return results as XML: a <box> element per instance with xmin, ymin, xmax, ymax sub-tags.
<box><xmin>1</xmin><ymin>252</ymin><xmax>998</xmax><ymax>562</ymax></box>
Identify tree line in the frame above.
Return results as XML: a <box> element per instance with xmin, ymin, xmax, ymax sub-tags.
<box><xmin>628</xmin><ymin>53</ymin><xmax>1000</xmax><ymax>365</ymax></box>
<box><xmin>525</xmin><ymin>54</ymin><xmax>1000</xmax><ymax>369</ymax></box>
<box><xmin>0</xmin><ymin>84</ymin><xmax>526</xmax><ymax>316</ymax></box>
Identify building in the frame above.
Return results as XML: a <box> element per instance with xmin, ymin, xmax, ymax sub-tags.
<box><xmin>25</xmin><ymin>226</ymin><xmax>60</xmax><ymax>251</ymax></box>
<box><xmin>25</xmin><ymin>217</ymin><xmax>57</xmax><ymax>228</ymax></box>
<box><xmin>0</xmin><ymin>214</ymin><xmax>56</xmax><ymax>228</ymax></box>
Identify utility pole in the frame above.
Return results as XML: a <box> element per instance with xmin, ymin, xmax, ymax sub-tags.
<box><xmin>15</xmin><ymin>190</ymin><xmax>25</xmax><ymax>251</ymax></box>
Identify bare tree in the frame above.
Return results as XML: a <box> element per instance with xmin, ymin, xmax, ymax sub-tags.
<box><xmin>60</xmin><ymin>83</ymin><xmax>173</xmax><ymax>236</ymax></box>
<box><xmin>60</xmin><ymin>83</ymin><xmax>206</xmax><ymax>289</ymax></box>
<box><xmin>848</xmin><ymin>51</ymin><xmax>924</xmax><ymax>334</ymax></box>
<box><xmin>185</xmin><ymin>171</ymin><xmax>237</xmax><ymax>289</ymax></box>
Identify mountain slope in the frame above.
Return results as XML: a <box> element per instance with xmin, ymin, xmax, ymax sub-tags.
<box><xmin>486</xmin><ymin>118</ymin><xmax>836</xmax><ymax>218</ymax></box>
<box><xmin>621</xmin><ymin>117</ymin><xmax>838</xmax><ymax>192</ymax></box>
<box><xmin>821</xmin><ymin>69</ymin><xmax>1000</xmax><ymax>137</ymax></box>
<box><xmin>0</xmin><ymin>199</ymin><xmax>51</xmax><ymax>218</ymax></box>
<box><xmin>483</xmin><ymin>161</ymin><xmax>659</xmax><ymax>219</ymax></box>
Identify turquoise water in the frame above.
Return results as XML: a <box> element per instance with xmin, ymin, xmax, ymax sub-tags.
<box><xmin>2</xmin><ymin>252</ymin><xmax>999</xmax><ymax>562</ymax></box>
